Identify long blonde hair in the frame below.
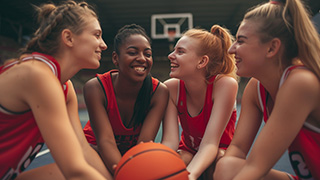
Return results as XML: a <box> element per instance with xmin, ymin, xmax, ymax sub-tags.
<box><xmin>244</xmin><ymin>0</ymin><xmax>320</xmax><ymax>79</ymax></box>
<box><xmin>183</xmin><ymin>25</ymin><xmax>237</xmax><ymax>81</ymax></box>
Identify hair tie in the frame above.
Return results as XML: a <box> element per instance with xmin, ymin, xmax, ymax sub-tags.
<box><xmin>270</xmin><ymin>0</ymin><xmax>283</xmax><ymax>5</ymax></box>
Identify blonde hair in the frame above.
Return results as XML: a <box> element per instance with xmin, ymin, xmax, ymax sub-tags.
<box><xmin>183</xmin><ymin>25</ymin><xmax>237</xmax><ymax>81</ymax></box>
<box><xmin>244</xmin><ymin>0</ymin><xmax>320</xmax><ymax>79</ymax></box>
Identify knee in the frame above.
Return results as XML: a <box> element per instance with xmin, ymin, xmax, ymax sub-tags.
<box><xmin>213</xmin><ymin>156</ymin><xmax>236</xmax><ymax>180</ymax></box>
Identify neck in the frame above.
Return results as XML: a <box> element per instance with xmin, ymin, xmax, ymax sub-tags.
<box><xmin>113</xmin><ymin>72</ymin><xmax>143</xmax><ymax>97</ymax></box>
<box><xmin>255</xmin><ymin>69</ymin><xmax>283</xmax><ymax>101</ymax></box>
<box><xmin>183</xmin><ymin>76</ymin><xmax>207</xmax><ymax>96</ymax></box>
<box><xmin>53</xmin><ymin>53</ymin><xmax>81</xmax><ymax>84</ymax></box>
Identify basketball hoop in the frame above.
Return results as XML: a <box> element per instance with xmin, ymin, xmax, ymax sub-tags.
<box><xmin>167</xmin><ymin>29</ymin><xmax>176</xmax><ymax>42</ymax></box>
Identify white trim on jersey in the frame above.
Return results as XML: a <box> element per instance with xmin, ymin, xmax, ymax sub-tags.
<box><xmin>22</xmin><ymin>55</ymin><xmax>58</xmax><ymax>77</ymax></box>
<box><xmin>257</xmin><ymin>81</ymin><xmax>264</xmax><ymax>114</ymax></box>
<box><xmin>176</xmin><ymin>80</ymin><xmax>180</xmax><ymax>106</ymax></box>
<box><xmin>304</xmin><ymin>122</ymin><xmax>320</xmax><ymax>133</ymax></box>
<box><xmin>3</xmin><ymin>55</ymin><xmax>58</xmax><ymax>78</ymax></box>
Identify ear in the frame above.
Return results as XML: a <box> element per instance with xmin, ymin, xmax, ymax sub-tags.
<box><xmin>266</xmin><ymin>38</ymin><xmax>281</xmax><ymax>58</ymax></box>
<box><xmin>61</xmin><ymin>29</ymin><xmax>74</xmax><ymax>47</ymax></box>
<box><xmin>197</xmin><ymin>55</ymin><xmax>209</xmax><ymax>69</ymax></box>
<box><xmin>112</xmin><ymin>51</ymin><xmax>119</xmax><ymax>67</ymax></box>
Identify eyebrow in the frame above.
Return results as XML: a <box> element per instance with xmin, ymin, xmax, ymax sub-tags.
<box><xmin>92</xmin><ymin>29</ymin><xmax>102</xmax><ymax>34</ymax></box>
<box><xmin>127</xmin><ymin>46</ymin><xmax>152</xmax><ymax>51</ymax></box>
<box><xmin>236</xmin><ymin>35</ymin><xmax>248</xmax><ymax>39</ymax></box>
<box><xmin>175</xmin><ymin>47</ymin><xmax>186</xmax><ymax>51</ymax></box>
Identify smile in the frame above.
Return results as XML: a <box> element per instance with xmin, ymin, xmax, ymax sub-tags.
<box><xmin>133</xmin><ymin>66</ymin><xmax>146</xmax><ymax>72</ymax></box>
<box><xmin>170</xmin><ymin>63</ymin><xmax>179</xmax><ymax>68</ymax></box>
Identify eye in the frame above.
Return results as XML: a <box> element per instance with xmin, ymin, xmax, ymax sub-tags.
<box><xmin>145</xmin><ymin>53</ymin><xmax>152</xmax><ymax>58</ymax></box>
<box><xmin>236</xmin><ymin>37</ymin><xmax>246</xmax><ymax>44</ymax></box>
<box><xmin>94</xmin><ymin>33</ymin><xmax>101</xmax><ymax>38</ymax></box>
<box><xmin>128</xmin><ymin>51</ymin><xmax>137</xmax><ymax>56</ymax></box>
<box><xmin>178</xmin><ymin>50</ymin><xmax>184</xmax><ymax>54</ymax></box>
<box><xmin>145</xmin><ymin>50</ymin><xmax>152</xmax><ymax>58</ymax></box>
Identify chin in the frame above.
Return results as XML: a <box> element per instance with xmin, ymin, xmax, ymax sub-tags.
<box><xmin>87</xmin><ymin>61</ymin><xmax>100</xmax><ymax>70</ymax></box>
<box><xmin>169</xmin><ymin>72</ymin><xmax>176</xmax><ymax>78</ymax></box>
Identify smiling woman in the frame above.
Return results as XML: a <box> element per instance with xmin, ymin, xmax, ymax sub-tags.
<box><xmin>82</xmin><ymin>24</ymin><xmax>169</xmax><ymax>177</ymax></box>
<box><xmin>161</xmin><ymin>25</ymin><xmax>238</xmax><ymax>180</ymax></box>
<box><xmin>0</xmin><ymin>1</ymin><xmax>110</xmax><ymax>180</ymax></box>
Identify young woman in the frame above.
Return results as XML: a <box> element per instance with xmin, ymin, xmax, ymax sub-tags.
<box><xmin>214</xmin><ymin>0</ymin><xmax>320</xmax><ymax>179</ymax></box>
<box><xmin>0</xmin><ymin>1</ymin><xmax>112</xmax><ymax>179</ymax></box>
<box><xmin>161</xmin><ymin>25</ymin><xmax>238</xmax><ymax>180</ymax></box>
<box><xmin>82</xmin><ymin>24</ymin><xmax>169</xmax><ymax>176</ymax></box>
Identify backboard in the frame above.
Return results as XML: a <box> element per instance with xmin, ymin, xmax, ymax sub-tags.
<box><xmin>151</xmin><ymin>13</ymin><xmax>193</xmax><ymax>41</ymax></box>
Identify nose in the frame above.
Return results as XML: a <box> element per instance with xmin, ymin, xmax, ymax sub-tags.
<box><xmin>228</xmin><ymin>42</ymin><xmax>236</xmax><ymax>54</ymax></box>
<box><xmin>168</xmin><ymin>51</ymin><xmax>175</xmax><ymax>61</ymax></box>
<box><xmin>136</xmin><ymin>52</ymin><xmax>147</xmax><ymax>63</ymax></box>
<box><xmin>100</xmin><ymin>39</ymin><xmax>108</xmax><ymax>51</ymax></box>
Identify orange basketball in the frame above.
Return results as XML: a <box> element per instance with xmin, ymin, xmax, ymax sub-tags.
<box><xmin>114</xmin><ymin>142</ymin><xmax>189</xmax><ymax>180</ymax></box>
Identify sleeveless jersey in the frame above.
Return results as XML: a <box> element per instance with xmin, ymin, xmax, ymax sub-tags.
<box><xmin>258</xmin><ymin>65</ymin><xmax>320</xmax><ymax>180</ymax></box>
<box><xmin>0</xmin><ymin>52</ymin><xmax>68</xmax><ymax>179</ymax></box>
<box><xmin>177</xmin><ymin>75</ymin><xmax>237</xmax><ymax>155</ymax></box>
<box><xmin>83</xmin><ymin>70</ymin><xmax>160</xmax><ymax>155</ymax></box>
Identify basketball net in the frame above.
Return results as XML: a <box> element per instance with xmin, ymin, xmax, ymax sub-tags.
<box><xmin>168</xmin><ymin>29</ymin><xmax>176</xmax><ymax>42</ymax></box>
<box><xmin>168</xmin><ymin>30</ymin><xmax>176</xmax><ymax>51</ymax></box>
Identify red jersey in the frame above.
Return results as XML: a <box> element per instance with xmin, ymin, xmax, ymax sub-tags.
<box><xmin>0</xmin><ymin>52</ymin><xmax>68</xmax><ymax>179</ymax></box>
<box><xmin>177</xmin><ymin>75</ymin><xmax>237</xmax><ymax>155</ymax></box>
<box><xmin>258</xmin><ymin>65</ymin><xmax>320</xmax><ymax>180</ymax></box>
<box><xmin>83</xmin><ymin>70</ymin><xmax>160</xmax><ymax>155</ymax></box>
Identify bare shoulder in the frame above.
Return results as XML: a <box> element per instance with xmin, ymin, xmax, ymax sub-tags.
<box><xmin>84</xmin><ymin>77</ymin><xmax>101</xmax><ymax>93</ymax></box>
<box><xmin>6</xmin><ymin>60</ymin><xmax>60</xmax><ymax>92</ymax></box>
<box><xmin>282</xmin><ymin>68</ymin><xmax>320</xmax><ymax>109</ymax></box>
<box><xmin>241</xmin><ymin>78</ymin><xmax>262</xmax><ymax>110</ymax></box>
<box><xmin>83</xmin><ymin>77</ymin><xmax>105</xmax><ymax>103</ymax></box>
<box><xmin>163</xmin><ymin>78</ymin><xmax>180</xmax><ymax>93</ymax></box>
<box><xmin>164</xmin><ymin>78</ymin><xmax>179</xmax><ymax>91</ymax></box>
<box><xmin>154</xmin><ymin>81</ymin><xmax>169</xmax><ymax>96</ymax></box>
<box><xmin>214</xmin><ymin>75</ymin><xmax>238</xmax><ymax>91</ymax></box>
<box><xmin>285</xmin><ymin>68</ymin><xmax>320</xmax><ymax>91</ymax></box>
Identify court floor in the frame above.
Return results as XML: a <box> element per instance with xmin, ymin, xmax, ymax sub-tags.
<box><xmin>25</xmin><ymin>106</ymin><xmax>296</xmax><ymax>175</ymax></box>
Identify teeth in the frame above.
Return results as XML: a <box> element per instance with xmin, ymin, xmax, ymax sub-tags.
<box><xmin>134</xmin><ymin>67</ymin><xmax>145</xmax><ymax>72</ymax></box>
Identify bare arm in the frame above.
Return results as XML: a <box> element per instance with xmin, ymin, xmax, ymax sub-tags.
<box><xmin>161</xmin><ymin>78</ymin><xmax>180</xmax><ymax>151</ymax></box>
<box><xmin>187</xmin><ymin>76</ymin><xmax>238</xmax><ymax>180</ymax></box>
<box><xmin>137</xmin><ymin>82</ymin><xmax>169</xmax><ymax>143</ymax></box>
<box><xmin>66</xmin><ymin>81</ymin><xmax>113</xmax><ymax>179</ymax></box>
<box><xmin>224</xmin><ymin>78</ymin><xmax>263</xmax><ymax>159</ymax></box>
<box><xmin>84</xmin><ymin>78</ymin><xmax>121</xmax><ymax>175</ymax></box>
<box><xmin>21</xmin><ymin>65</ymin><xmax>105</xmax><ymax>179</ymax></box>
<box><xmin>234</xmin><ymin>70</ymin><xmax>320</xmax><ymax>180</ymax></box>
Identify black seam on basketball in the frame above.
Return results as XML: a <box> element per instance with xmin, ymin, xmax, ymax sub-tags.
<box><xmin>156</xmin><ymin>168</ymin><xmax>187</xmax><ymax>180</ymax></box>
<box><xmin>115</xmin><ymin>148</ymin><xmax>181</xmax><ymax>177</ymax></box>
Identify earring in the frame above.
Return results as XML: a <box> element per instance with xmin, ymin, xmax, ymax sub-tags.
<box><xmin>197</xmin><ymin>65</ymin><xmax>201</xmax><ymax>69</ymax></box>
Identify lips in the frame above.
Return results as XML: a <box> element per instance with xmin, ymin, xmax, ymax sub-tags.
<box><xmin>234</xmin><ymin>56</ymin><xmax>241</xmax><ymax>64</ymax></box>
<box><xmin>170</xmin><ymin>63</ymin><xmax>179</xmax><ymax>68</ymax></box>
<box><xmin>95</xmin><ymin>51</ymin><xmax>102</xmax><ymax>60</ymax></box>
<box><xmin>134</xmin><ymin>66</ymin><xmax>146</xmax><ymax>72</ymax></box>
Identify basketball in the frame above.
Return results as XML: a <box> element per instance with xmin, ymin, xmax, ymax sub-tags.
<box><xmin>114</xmin><ymin>142</ymin><xmax>189</xmax><ymax>180</ymax></box>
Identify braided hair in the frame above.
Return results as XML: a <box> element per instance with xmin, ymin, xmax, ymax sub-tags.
<box><xmin>114</xmin><ymin>24</ymin><xmax>153</xmax><ymax>129</ymax></box>
<box><xmin>21</xmin><ymin>0</ymin><xmax>97</xmax><ymax>56</ymax></box>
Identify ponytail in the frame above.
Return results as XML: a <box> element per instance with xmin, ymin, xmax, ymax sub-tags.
<box><xmin>183</xmin><ymin>25</ymin><xmax>237</xmax><ymax>81</ymax></box>
<box><xmin>244</xmin><ymin>0</ymin><xmax>320</xmax><ymax>79</ymax></box>
<box><xmin>286</xmin><ymin>0</ymin><xmax>320</xmax><ymax>79</ymax></box>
